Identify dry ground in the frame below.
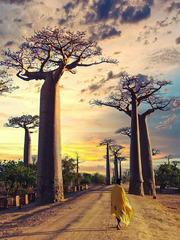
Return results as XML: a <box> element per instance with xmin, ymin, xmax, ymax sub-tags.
<box><xmin>0</xmin><ymin>184</ymin><xmax>179</xmax><ymax>240</ymax></box>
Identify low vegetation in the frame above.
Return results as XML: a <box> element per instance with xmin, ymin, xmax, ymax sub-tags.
<box><xmin>1</xmin><ymin>157</ymin><xmax>179</xmax><ymax>198</ymax></box>
<box><xmin>0</xmin><ymin>160</ymin><xmax>37</xmax><ymax>196</ymax></box>
<box><xmin>155</xmin><ymin>163</ymin><xmax>180</xmax><ymax>191</ymax></box>
<box><xmin>0</xmin><ymin>157</ymin><xmax>106</xmax><ymax>197</ymax></box>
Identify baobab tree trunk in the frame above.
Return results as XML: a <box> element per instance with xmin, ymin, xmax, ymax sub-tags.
<box><xmin>129</xmin><ymin>97</ymin><xmax>144</xmax><ymax>195</ymax></box>
<box><xmin>139</xmin><ymin>114</ymin><xmax>156</xmax><ymax>197</ymax></box>
<box><xmin>37</xmin><ymin>74</ymin><xmax>64</xmax><ymax>204</ymax></box>
<box><xmin>106</xmin><ymin>143</ymin><xmax>111</xmax><ymax>185</ymax></box>
<box><xmin>119</xmin><ymin>160</ymin><xmax>122</xmax><ymax>183</ymax></box>
<box><xmin>114</xmin><ymin>154</ymin><xmax>118</xmax><ymax>184</ymax></box>
<box><xmin>24</xmin><ymin>127</ymin><xmax>31</xmax><ymax>165</ymax></box>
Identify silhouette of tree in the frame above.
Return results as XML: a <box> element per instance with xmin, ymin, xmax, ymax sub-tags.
<box><xmin>152</xmin><ymin>148</ymin><xmax>160</xmax><ymax>156</ymax></box>
<box><xmin>5</xmin><ymin>115</ymin><xmax>39</xmax><ymax>165</ymax></box>
<box><xmin>115</xmin><ymin>127</ymin><xmax>131</xmax><ymax>138</ymax></box>
<box><xmin>109</xmin><ymin>144</ymin><xmax>124</xmax><ymax>184</ymax></box>
<box><xmin>172</xmin><ymin>161</ymin><xmax>180</xmax><ymax>167</ymax></box>
<box><xmin>1</xmin><ymin>27</ymin><xmax>116</xmax><ymax>204</ymax></box>
<box><xmin>164</xmin><ymin>154</ymin><xmax>173</xmax><ymax>165</ymax></box>
<box><xmin>92</xmin><ymin>72</ymin><xmax>171</xmax><ymax>196</ymax></box>
<box><xmin>0</xmin><ymin>70</ymin><xmax>18</xmax><ymax>95</ymax></box>
<box><xmin>116</xmin><ymin>128</ymin><xmax>160</xmax><ymax>156</ymax></box>
<box><xmin>117</xmin><ymin>156</ymin><xmax>126</xmax><ymax>183</ymax></box>
<box><xmin>98</xmin><ymin>139</ymin><xmax>115</xmax><ymax>185</ymax></box>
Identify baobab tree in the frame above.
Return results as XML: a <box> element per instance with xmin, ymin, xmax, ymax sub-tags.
<box><xmin>152</xmin><ymin>148</ymin><xmax>160</xmax><ymax>156</ymax></box>
<box><xmin>115</xmin><ymin>127</ymin><xmax>131</xmax><ymax>138</ymax></box>
<box><xmin>109</xmin><ymin>144</ymin><xmax>124</xmax><ymax>184</ymax></box>
<box><xmin>92</xmin><ymin>72</ymin><xmax>171</xmax><ymax>195</ymax></box>
<box><xmin>5</xmin><ymin>115</ymin><xmax>39</xmax><ymax>165</ymax></box>
<box><xmin>117</xmin><ymin>156</ymin><xmax>126</xmax><ymax>183</ymax></box>
<box><xmin>116</xmin><ymin>128</ymin><xmax>161</xmax><ymax>158</ymax></box>
<box><xmin>98</xmin><ymin>139</ymin><xmax>115</xmax><ymax>185</ymax></box>
<box><xmin>164</xmin><ymin>154</ymin><xmax>173</xmax><ymax>165</ymax></box>
<box><xmin>116</xmin><ymin>127</ymin><xmax>161</xmax><ymax>194</ymax></box>
<box><xmin>140</xmin><ymin>94</ymin><xmax>172</xmax><ymax>196</ymax></box>
<box><xmin>1</xmin><ymin>27</ymin><xmax>116</xmax><ymax>204</ymax></box>
<box><xmin>0</xmin><ymin>70</ymin><xmax>18</xmax><ymax>95</ymax></box>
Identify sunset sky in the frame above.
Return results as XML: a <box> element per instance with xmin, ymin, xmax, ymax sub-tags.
<box><xmin>0</xmin><ymin>0</ymin><xmax>180</xmax><ymax>174</ymax></box>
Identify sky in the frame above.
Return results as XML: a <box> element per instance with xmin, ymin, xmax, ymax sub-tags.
<box><xmin>0</xmin><ymin>0</ymin><xmax>180</xmax><ymax>175</ymax></box>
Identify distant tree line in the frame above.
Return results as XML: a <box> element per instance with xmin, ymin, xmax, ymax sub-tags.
<box><xmin>0</xmin><ymin>157</ymin><xmax>106</xmax><ymax>197</ymax></box>
<box><xmin>62</xmin><ymin>156</ymin><xmax>106</xmax><ymax>186</ymax></box>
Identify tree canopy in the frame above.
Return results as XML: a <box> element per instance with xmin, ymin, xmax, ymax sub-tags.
<box><xmin>92</xmin><ymin>72</ymin><xmax>171</xmax><ymax>114</ymax></box>
<box><xmin>98</xmin><ymin>139</ymin><xmax>115</xmax><ymax>146</ymax></box>
<box><xmin>5</xmin><ymin>115</ymin><xmax>39</xmax><ymax>130</ymax></box>
<box><xmin>0</xmin><ymin>160</ymin><xmax>37</xmax><ymax>196</ymax></box>
<box><xmin>155</xmin><ymin>163</ymin><xmax>180</xmax><ymax>190</ymax></box>
<box><xmin>1</xmin><ymin>27</ymin><xmax>116</xmax><ymax>81</ymax></box>
<box><xmin>0</xmin><ymin>70</ymin><xmax>18</xmax><ymax>95</ymax></box>
<box><xmin>62</xmin><ymin>156</ymin><xmax>76</xmax><ymax>185</ymax></box>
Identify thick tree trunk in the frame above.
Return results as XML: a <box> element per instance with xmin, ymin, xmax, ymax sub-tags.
<box><xmin>114</xmin><ymin>154</ymin><xmax>118</xmax><ymax>184</ymax></box>
<box><xmin>119</xmin><ymin>160</ymin><xmax>122</xmax><ymax>183</ymax></box>
<box><xmin>37</xmin><ymin>74</ymin><xmax>64</xmax><ymax>204</ymax></box>
<box><xmin>129</xmin><ymin>97</ymin><xmax>144</xmax><ymax>195</ymax></box>
<box><xmin>139</xmin><ymin>114</ymin><xmax>156</xmax><ymax>197</ymax></box>
<box><xmin>106</xmin><ymin>143</ymin><xmax>111</xmax><ymax>185</ymax></box>
<box><xmin>24</xmin><ymin>127</ymin><xmax>31</xmax><ymax>165</ymax></box>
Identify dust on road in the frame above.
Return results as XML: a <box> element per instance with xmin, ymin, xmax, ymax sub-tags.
<box><xmin>1</xmin><ymin>185</ymin><xmax>180</xmax><ymax>240</ymax></box>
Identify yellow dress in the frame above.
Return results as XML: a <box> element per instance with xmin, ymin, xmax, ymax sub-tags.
<box><xmin>111</xmin><ymin>184</ymin><xmax>133</xmax><ymax>226</ymax></box>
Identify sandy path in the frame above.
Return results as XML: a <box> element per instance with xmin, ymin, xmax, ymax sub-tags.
<box><xmin>0</xmin><ymin>185</ymin><xmax>180</xmax><ymax>240</ymax></box>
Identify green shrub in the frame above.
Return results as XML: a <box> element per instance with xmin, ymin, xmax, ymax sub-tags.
<box><xmin>155</xmin><ymin>163</ymin><xmax>180</xmax><ymax>190</ymax></box>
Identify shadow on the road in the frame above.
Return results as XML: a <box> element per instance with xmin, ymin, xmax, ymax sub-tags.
<box><xmin>0</xmin><ymin>227</ymin><xmax>113</xmax><ymax>239</ymax></box>
<box><xmin>0</xmin><ymin>185</ymin><xmax>112</xmax><ymax>231</ymax></box>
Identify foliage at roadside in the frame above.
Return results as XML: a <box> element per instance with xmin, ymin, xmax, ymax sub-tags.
<box><xmin>80</xmin><ymin>172</ymin><xmax>106</xmax><ymax>185</ymax></box>
<box><xmin>62</xmin><ymin>156</ymin><xmax>77</xmax><ymax>185</ymax></box>
<box><xmin>0</xmin><ymin>157</ymin><xmax>107</xmax><ymax>196</ymax></box>
<box><xmin>0</xmin><ymin>160</ymin><xmax>37</xmax><ymax>196</ymax></box>
<box><xmin>155</xmin><ymin>163</ymin><xmax>180</xmax><ymax>190</ymax></box>
<box><xmin>80</xmin><ymin>173</ymin><xmax>92</xmax><ymax>184</ymax></box>
<box><xmin>62</xmin><ymin>156</ymin><xmax>106</xmax><ymax>185</ymax></box>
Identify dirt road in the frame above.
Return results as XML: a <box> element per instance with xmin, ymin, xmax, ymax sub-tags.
<box><xmin>1</xmin><ymin>185</ymin><xmax>180</xmax><ymax>240</ymax></box>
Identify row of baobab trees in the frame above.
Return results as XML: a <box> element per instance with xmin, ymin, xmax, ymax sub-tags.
<box><xmin>99</xmin><ymin>140</ymin><xmax>127</xmax><ymax>186</ymax></box>
<box><xmin>93</xmin><ymin>73</ymin><xmax>173</xmax><ymax>197</ymax></box>
<box><xmin>0</xmin><ymin>26</ymin><xmax>173</xmax><ymax>204</ymax></box>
